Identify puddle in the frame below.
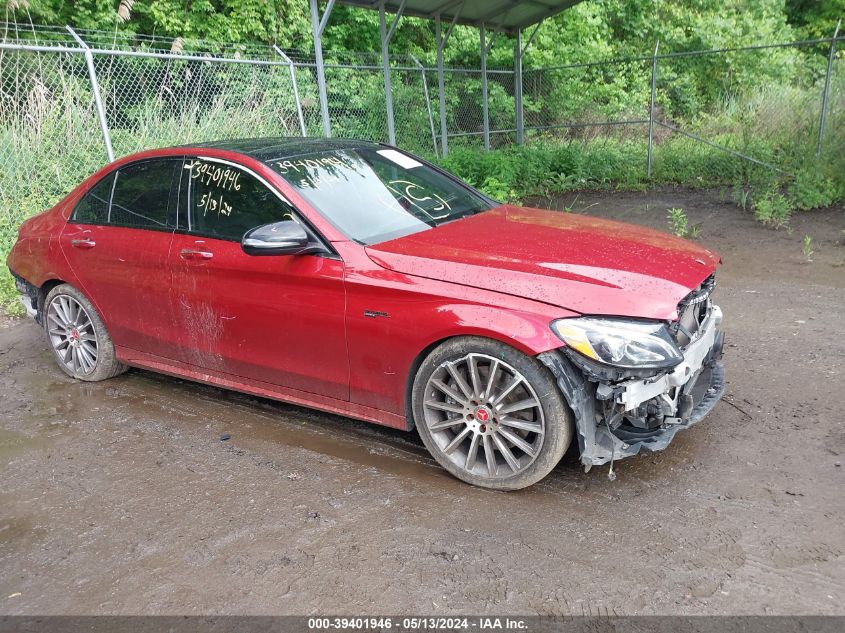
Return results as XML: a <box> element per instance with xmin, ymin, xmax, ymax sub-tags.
<box><xmin>0</xmin><ymin>429</ymin><xmax>51</xmax><ymax>462</ymax></box>
<box><xmin>224</xmin><ymin>410</ymin><xmax>451</xmax><ymax>483</ymax></box>
<box><xmin>51</xmin><ymin>368</ymin><xmax>457</xmax><ymax>486</ymax></box>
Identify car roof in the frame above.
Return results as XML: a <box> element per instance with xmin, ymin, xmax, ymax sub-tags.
<box><xmin>180</xmin><ymin>137</ymin><xmax>384</xmax><ymax>163</ymax></box>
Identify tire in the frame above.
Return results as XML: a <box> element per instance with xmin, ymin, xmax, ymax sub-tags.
<box><xmin>43</xmin><ymin>284</ymin><xmax>127</xmax><ymax>382</ymax></box>
<box><xmin>412</xmin><ymin>336</ymin><xmax>573</xmax><ymax>490</ymax></box>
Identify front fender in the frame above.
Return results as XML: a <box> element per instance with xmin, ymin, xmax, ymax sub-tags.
<box><xmin>346</xmin><ymin>291</ymin><xmax>573</xmax><ymax>420</ymax></box>
<box><xmin>414</xmin><ymin>302</ymin><xmax>568</xmax><ymax>357</ymax></box>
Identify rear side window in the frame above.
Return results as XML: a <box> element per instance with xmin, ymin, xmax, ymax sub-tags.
<box><xmin>73</xmin><ymin>173</ymin><xmax>115</xmax><ymax>224</ymax></box>
<box><xmin>184</xmin><ymin>158</ymin><xmax>297</xmax><ymax>241</ymax></box>
<box><xmin>110</xmin><ymin>159</ymin><xmax>181</xmax><ymax>229</ymax></box>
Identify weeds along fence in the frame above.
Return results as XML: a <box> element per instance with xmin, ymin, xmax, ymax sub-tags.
<box><xmin>0</xmin><ymin>21</ymin><xmax>843</xmax><ymax>307</ymax></box>
<box><xmin>521</xmin><ymin>35</ymin><xmax>844</xmax><ymax>177</ymax></box>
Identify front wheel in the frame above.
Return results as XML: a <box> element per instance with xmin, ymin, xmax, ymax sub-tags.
<box><xmin>412</xmin><ymin>337</ymin><xmax>573</xmax><ymax>490</ymax></box>
<box><xmin>43</xmin><ymin>284</ymin><xmax>127</xmax><ymax>382</ymax></box>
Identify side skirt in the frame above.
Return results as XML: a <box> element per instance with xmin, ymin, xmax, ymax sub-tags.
<box><xmin>115</xmin><ymin>346</ymin><xmax>410</xmax><ymax>431</ymax></box>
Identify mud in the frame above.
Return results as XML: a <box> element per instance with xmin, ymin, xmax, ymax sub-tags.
<box><xmin>1</xmin><ymin>188</ymin><xmax>843</xmax><ymax>615</ymax></box>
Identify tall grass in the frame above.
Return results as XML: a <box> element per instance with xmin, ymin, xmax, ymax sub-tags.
<box><xmin>439</xmin><ymin>76</ymin><xmax>845</xmax><ymax>216</ymax></box>
<box><xmin>0</xmin><ymin>47</ymin><xmax>315</xmax><ymax>314</ymax></box>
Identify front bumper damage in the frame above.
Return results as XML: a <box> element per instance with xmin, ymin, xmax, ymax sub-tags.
<box><xmin>539</xmin><ymin>304</ymin><xmax>726</xmax><ymax>472</ymax></box>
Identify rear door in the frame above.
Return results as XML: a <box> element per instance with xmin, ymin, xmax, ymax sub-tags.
<box><xmin>61</xmin><ymin>158</ymin><xmax>183</xmax><ymax>358</ymax></box>
<box><xmin>168</xmin><ymin>156</ymin><xmax>349</xmax><ymax>400</ymax></box>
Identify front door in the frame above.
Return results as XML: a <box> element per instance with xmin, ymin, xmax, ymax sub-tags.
<box><xmin>60</xmin><ymin>158</ymin><xmax>182</xmax><ymax>359</ymax></box>
<box><xmin>168</xmin><ymin>157</ymin><xmax>349</xmax><ymax>401</ymax></box>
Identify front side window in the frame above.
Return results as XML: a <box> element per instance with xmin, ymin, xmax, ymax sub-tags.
<box><xmin>72</xmin><ymin>172</ymin><xmax>115</xmax><ymax>224</ymax></box>
<box><xmin>109</xmin><ymin>159</ymin><xmax>181</xmax><ymax>229</ymax></box>
<box><xmin>267</xmin><ymin>147</ymin><xmax>492</xmax><ymax>245</ymax></box>
<box><xmin>184</xmin><ymin>158</ymin><xmax>298</xmax><ymax>241</ymax></box>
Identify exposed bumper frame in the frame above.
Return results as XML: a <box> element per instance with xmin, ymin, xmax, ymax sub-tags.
<box><xmin>9</xmin><ymin>268</ymin><xmax>39</xmax><ymax>320</ymax></box>
<box><xmin>18</xmin><ymin>295</ymin><xmax>38</xmax><ymax>319</ymax></box>
<box><xmin>539</xmin><ymin>309</ymin><xmax>726</xmax><ymax>469</ymax></box>
<box><xmin>617</xmin><ymin>304</ymin><xmax>722</xmax><ymax>413</ymax></box>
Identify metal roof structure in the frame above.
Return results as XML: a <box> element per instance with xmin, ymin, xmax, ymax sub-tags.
<box><xmin>334</xmin><ymin>0</ymin><xmax>584</xmax><ymax>34</ymax></box>
<box><xmin>309</xmin><ymin>0</ymin><xmax>585</xmax><ymax>153</ymax></box>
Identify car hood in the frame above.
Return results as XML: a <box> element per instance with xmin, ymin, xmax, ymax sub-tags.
<box><xmin>365</xmin><ymin>205</ymin><xmax>720</xmax><ymax>320</ymax></box>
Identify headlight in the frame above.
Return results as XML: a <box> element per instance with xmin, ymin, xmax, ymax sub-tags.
<box><xmin>550</xmin><ymin>317</ymin><xmax>683</xmax><ymax>370</ymax></box>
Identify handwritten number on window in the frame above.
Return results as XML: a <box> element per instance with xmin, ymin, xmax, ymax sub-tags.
<box><xmin>186</xmin><ymin>160</ymin><xmax>241</xmax><ymax>191</ymax></box>
<box><xmin>199</xmin><ymin>192</ymin><xmax>233</xmax><ymax>217</ymax></box>
<box><xmin>187</xmin><ymin>160</ymin><xmax>239</xmax><ymax>218</ymax></box>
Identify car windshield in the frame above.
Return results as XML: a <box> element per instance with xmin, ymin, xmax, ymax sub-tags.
<box><xmin>266</xmin><ymin>147</ymin><xmax>492</xmax><ymax>245</ymax></box>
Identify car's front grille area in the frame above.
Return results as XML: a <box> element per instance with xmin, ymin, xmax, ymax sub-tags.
<box><xmin>671</xmin><ymin>273</ymin><xmax>715</xmax><ymax>349</ymax></box>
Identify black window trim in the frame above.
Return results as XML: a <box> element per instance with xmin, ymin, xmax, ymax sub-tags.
<box><xmin>105</xmin><ymin>169</ymin><xmax>119</xmax><ymax>223</ymax></box>
<box><xmin>69</xmin><ymin>170</ymin><xmax>115</xmax><ymax>227</ymax></box>
<box><xmin>70</xmin><ymin>156</ymin><xmax>183</xmax><ymax>234</ymax></box>
<box><xmin>180</xmin><ymin>154</ymin><xmax>337</xmax><ymax>258</ymax></box>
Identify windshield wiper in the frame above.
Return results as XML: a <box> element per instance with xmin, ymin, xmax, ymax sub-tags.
<box><xmin>436</xmin><ymin>208</ymin><xmax>485</xmax><ymax>225</ymax></box>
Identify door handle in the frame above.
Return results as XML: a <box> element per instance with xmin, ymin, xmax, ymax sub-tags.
<box><xmin>71</xmin><ymin>238</ymin><xmax>96</xmax><ymax>249</ymax></box>
<box><xmin>180</xmin><ymin>248</ymin><xmax>213</xmax><ymax>260</ymax></box>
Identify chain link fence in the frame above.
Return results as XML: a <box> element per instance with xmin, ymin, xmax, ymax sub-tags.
<box><xmin>437</xmin><ymin>67</ymin><xmax>517</xmax><ymax>150</ymax></box>
<box><xmin>94</xmin><ymin>52</ymin><xmax>305</xmax><ymax>157</ymax></box>
<box><xmin>647</xmin><ymin>41</ymin><xmax>828</xmax><ymax>182</ymax></box>
<box><xmin>822</xmin><ymin>40</ymin><xmax>844</xmax><ymax>156</ymax></box>
<box><xmin>533</xmin><ymin>39</ymin><xmax>841</xmax><ymax>186</ymax></box>
<box><xmin>522</xmin><ymin>57</ymin><xmax>652</xmax><ymax>140</ymax></box>
<box><xmin>0</xmin><ymin>44</ymin><xmax>104</xmax><ymax>255</ymax></box>
<box><xmin>1</xmin><ymin>21</ymin><xmax>843</xmax><ymax>302</ymax></box>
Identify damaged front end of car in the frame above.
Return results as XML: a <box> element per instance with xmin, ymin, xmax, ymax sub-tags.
<box><xmin>539</xmin><ymin>274</ymin><xmax>725</xmax><ymax>476</ymax></box>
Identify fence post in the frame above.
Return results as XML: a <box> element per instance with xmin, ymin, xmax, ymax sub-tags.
<box><xmin>379</xmin><ymin>0</ymin><xmax>406</xmax><ymax>146</ymax></box>
<box><xmin>433</xmin><ymin>9</ymin><xmax>463</xmax><ymax>156</ymax></box>
<box><xmin>515</xmin><ymin>30</ymin><xmax>524</xmax><ymax>145</ymax></box>
<box><xmin>817</xmin><ymin>19</ymin><xmax>841</xmax><ymax>156</ymax></box>
<box><xmin>309</xmin><ymin>0</ymin><xmax>335</xmax><ymax>137</ymax></box>
<box><xmin>273</xmin><ymin>46</ymin><xmax>307</xmax><ymax>137</ymax></box>
<box><xmin>66</xmin><ymin>26</ymin><xmax>114</xmax><ymax>162</ymax></box>
<box><xmin>647</xmin><ymin>40</ymin><xmax>660</xmax><ymax>178</ymax></box>
<box><xmin>480</xmin><ymin>23</ymin><xmax>490</xmax><ymax>150</ymax></box>
<box><xmin>514</xmin><ymin>21</ymin><xmax>542</xmax><ymax>146</ymax></box>
<box><xmin>435</xmin><ymin>15</ymin><xmax>448</xmax><ymax>155</ymax></box>
<box><xmin>411</xmin><ymin>55</ymin><xmax>438</xmax><ymax>157</ymax></box>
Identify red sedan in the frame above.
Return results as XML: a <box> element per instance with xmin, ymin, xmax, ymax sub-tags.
<box><xmin>7</xmin><ymin>138</ymin><xmax>725</xmax><ymax>489</ymax></box>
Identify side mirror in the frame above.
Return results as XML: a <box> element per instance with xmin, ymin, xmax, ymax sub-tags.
<box><xmin>242</xmin><ymin>220</ymin><xmax>319</xmax><ymax>256</ymax></box>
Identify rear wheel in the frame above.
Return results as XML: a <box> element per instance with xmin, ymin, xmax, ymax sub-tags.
<box><xmin>412</xmin><ymin>337</ymin><xmax>572</xmax><ymax>490</ymax></box>
<box><xmin>43</xmin><ymin>284</ymin><xmax>126</xmax><ymax>382</ymax></box>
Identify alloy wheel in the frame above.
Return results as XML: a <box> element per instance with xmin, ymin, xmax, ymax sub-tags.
<box><xmin>422</xmin><ymin>353</ymin><xmax>545</xmax><ymax>479</ymax></box>
<box><xmin>46</xmin><ymin>294</ymin><xmax>98</xmax><ymax>375</ymax></box>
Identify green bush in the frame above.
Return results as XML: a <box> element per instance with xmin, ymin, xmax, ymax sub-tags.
<box><xmin>790</xmin><ymin>168</ymin><xmax>839</xmax><ymax>211</ymax></box>
<box><xmin>666</xmin><ymin>207</ymin><xmax>701</xmax><ymax>239</ymax></box>
<box><xmin>753</xmin><ymin>190</ymin><xmax>794</xmax><ymax>228</ymax></box>
<box><xmin>437</xmin><ymin>140</ymin><xmax>645</xmax><ymax>199</ymax></box>
<box><xmin>435</xmin><ymin>73</ymin><xmax>845</xmax><ymax>223</ymax></box>
<box><xmin>479</xmin><ymin>176</ymin><xmax>519</xmax><ymax>203</ymax></box>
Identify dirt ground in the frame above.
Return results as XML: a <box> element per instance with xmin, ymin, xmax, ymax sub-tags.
<box><xmin>1</xmin><ymin>187</ymin><xmax>843</xmax><ymax>616</ymax></box>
